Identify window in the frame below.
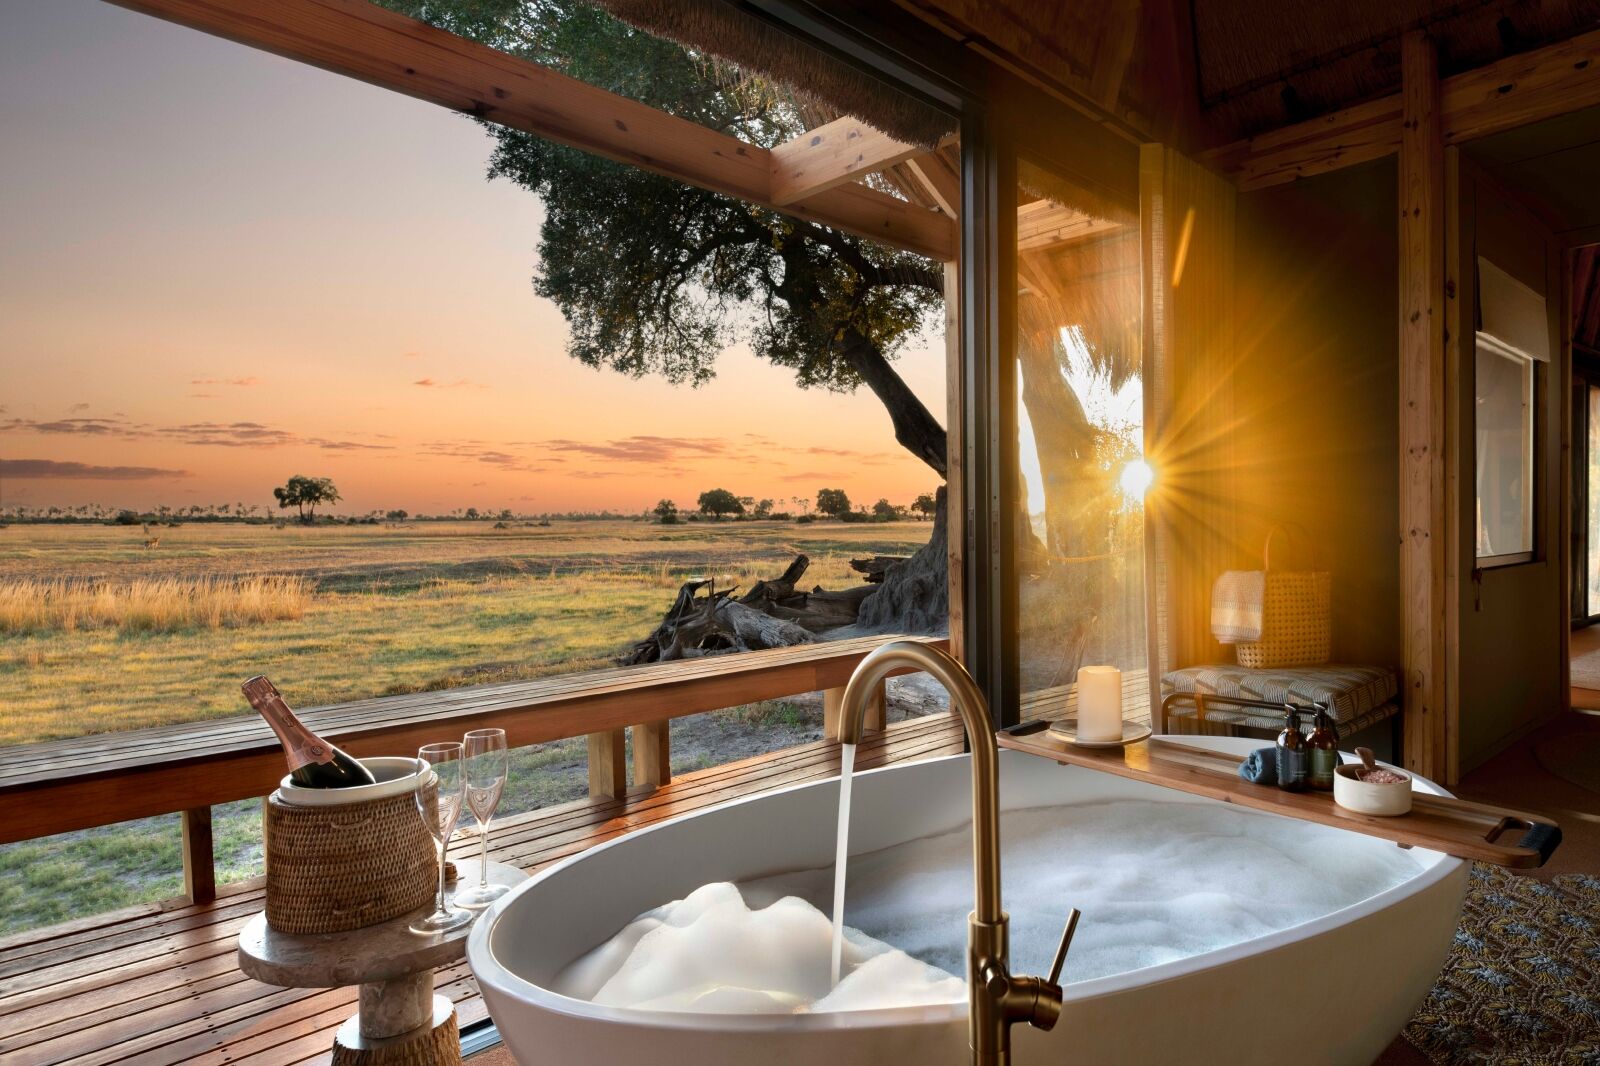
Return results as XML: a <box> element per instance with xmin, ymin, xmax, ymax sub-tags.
<box><xmin>1474</xmin><ymin>257</ymin><xmax>1548</xmax><ymax>566</ymax></box>
<box><xmin>1012</xmin><ymin>158</ymin><xmax>1148</xmax><ymax>726</ymax></box>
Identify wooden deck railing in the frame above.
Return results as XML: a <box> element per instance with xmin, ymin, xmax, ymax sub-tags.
<box><xmin>0</xmin><ymin>634</ymin><xmax>945</xmax><ymax>904</ymax></box>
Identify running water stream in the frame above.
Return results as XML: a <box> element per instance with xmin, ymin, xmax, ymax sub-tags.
<box><xmin>829</xmin><ymin>742</ymin><xmax>856</xmax><ymax>987</ymax></box>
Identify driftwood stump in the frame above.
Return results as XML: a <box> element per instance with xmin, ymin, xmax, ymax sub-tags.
<box><xmin>625</xmin><ymin>492</ymin><xmax>951</xmax><ymax>665</ymax></box>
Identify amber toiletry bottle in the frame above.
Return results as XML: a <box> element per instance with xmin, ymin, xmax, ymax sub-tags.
<box><xmin>1275</xmin><ymin>705</ymin><xmax>1309</xmax><ymax>792</ymax></box>
<box><xmin>1307</xmin><ymin>706</ymin><xmax>1339</xmax><ymax>790</ymax></box>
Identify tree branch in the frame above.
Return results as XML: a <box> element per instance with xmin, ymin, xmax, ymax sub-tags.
<box><xmin>835</xmin><ymin>328</ymin><xmax>948</xmax><ymax>478</ymax></box>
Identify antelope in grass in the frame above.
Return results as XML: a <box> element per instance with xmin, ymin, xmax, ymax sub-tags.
<box><xmin>142</xmin><ymin>535</ymin><xmax>161</xmax><ymax>549</ymax></box>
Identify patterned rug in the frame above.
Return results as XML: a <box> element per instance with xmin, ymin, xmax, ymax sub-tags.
<box><xmin>1405</xmin><ymin>863</ymin><xmax>1600</xmax><ymax>1064</ymax></box>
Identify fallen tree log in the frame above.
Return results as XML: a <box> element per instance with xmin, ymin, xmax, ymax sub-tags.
<box><xmin>849</xmin><ymin>555</ymin><xmax>911</xmax><ymax>583</ymax></box>
<box><xmin>624</xmin><ymin>573</ymin><xmax>818</xmax><ymax>664</ymax></box>
<box><xmin>624</xmin><ymin>497</ymin><xmax>950</xmax><ymax>664</ymax></box>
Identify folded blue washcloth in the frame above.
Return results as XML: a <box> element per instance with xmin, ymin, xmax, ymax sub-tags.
<box><xmin>1238</xmin><ymin>747</ymin><xmax>1278</xmax><ymax>785</ymax></box>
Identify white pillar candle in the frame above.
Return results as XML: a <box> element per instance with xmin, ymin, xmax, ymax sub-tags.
<box><xmin>1076</xmin><ymin>665</ymin><xmax>1123</xmax><ymax>742</ymax></box>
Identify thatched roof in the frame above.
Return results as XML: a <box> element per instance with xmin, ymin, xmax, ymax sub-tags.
<box><xmin>590</xmin><ymin>0</ymin><xmax>955</xmax><ymax>148</ymax></box>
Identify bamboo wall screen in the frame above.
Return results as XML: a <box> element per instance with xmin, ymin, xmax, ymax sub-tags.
<box><xmin>1140</xmin><ymin>145</ymin><xmax>1240</xmax><ymax>701</ymax></box>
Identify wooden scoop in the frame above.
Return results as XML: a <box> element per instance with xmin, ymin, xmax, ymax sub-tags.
<box><xmin>1354</xmin><ymin>747</ymin><xmax>1377</xmax><ymax>781</ymax></box>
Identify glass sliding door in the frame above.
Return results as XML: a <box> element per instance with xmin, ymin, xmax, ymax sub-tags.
<box><xmin>1011</xmin><ymin>158</ymin><xmax>1149</xmax><ymax>728</ymax></box>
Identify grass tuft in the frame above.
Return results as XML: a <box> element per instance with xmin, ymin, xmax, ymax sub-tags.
<box><xmin>0</xmin><ymin>574</ymin><xmax>311</xmax><ymax>634</ymax></box>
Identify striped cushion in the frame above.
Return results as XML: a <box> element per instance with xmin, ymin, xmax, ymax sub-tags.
<box><xmin>1181</xmin><ymin>700</ymin><xmax>1398</xmax><ymax>738</ymax></box>
<box><xmin>1160</xmin><ymin>664</ymin><xmax>1398</xmax><ymax>726</ymax></box>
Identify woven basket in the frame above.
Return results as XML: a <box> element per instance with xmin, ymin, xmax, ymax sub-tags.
<box><xmin>1235</xmin><ymin>526</ymin><xmax>1332</xmax><ymax>669</ymax></box>
<box><xmin>265</xmin><ymin>780</ymin><xmax>438</xmax><ymax>935</ymax></box>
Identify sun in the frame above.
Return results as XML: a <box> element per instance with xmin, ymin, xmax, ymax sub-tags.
<box><xmin>1117</xmin><ymin>458</ymin><xmax>1154</xmax><ymax>503</ymax></box>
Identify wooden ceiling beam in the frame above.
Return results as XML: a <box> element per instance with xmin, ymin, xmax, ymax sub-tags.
<box><xmin>1205</xmin><ymin>27</ymin><xmax>1600</xmax><ymax>191</ymax></box>
<box><xmin>107</xmin><ymin>0</ymin><xmax>955</xmax><ymax>261</ymax></box>
<box><xmin>770</xmin><ymin>117</ymin><xmax>928</xmax><ymax>205</ymax></box>
<box><xmin>903</xmin><ymin>153</ymin><xmax>960</xmax><ymax>217</ymax></box>
<box><xmin>1016</xmin><ymin>200</ymin><xmax>1122</xmax><ymax>252</ymax></box>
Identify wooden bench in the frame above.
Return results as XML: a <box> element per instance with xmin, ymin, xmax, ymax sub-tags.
<box><xmin>0</xmin><ymin>634</ymin><xmax>946</xmax><ymax>904</ymax></box>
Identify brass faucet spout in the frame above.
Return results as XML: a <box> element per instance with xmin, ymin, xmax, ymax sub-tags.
<box><xmin>837</xmin><ymin>641</ymin><xmax>1000</xmax><ymax>923</ymax></box>
<box><xmin>837</xmin><ymin>641</ymin><xmax>1072</xmax><ymax>1064</ymax></box>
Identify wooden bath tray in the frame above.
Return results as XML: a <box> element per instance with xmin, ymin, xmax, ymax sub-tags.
<box><xmin>998</xmin><ymin>724</ymin><xmax>1562</xmax><ymax>869</ymax></box>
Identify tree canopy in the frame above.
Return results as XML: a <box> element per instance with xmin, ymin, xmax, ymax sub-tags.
<box><xmin>816</xmin><ymin>488</ymin><xmax>851</xmax><ymax>518</ymax></box>
<box><xmin>697</xmin><ymin>488</ymin><xmax>743</xmax><ymax>519</ymax></box>
<box><xmin>272</xmin><ymin>475</ymin><xmax>340</xmax><ymax>522</ymax></box>
<box><xmin>381</xmin><ymin>0</ymin><xmax>948</xmax><ymax>476</ymax></box>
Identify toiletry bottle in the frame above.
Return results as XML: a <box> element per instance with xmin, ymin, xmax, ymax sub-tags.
<box><xmin>1275</xmin><ymin>705</ymin><xmax>1309</xmax><ymax>792</ymax></box>
<box><xmin>1307</xmin><ymin>706</ymin><xmax>1339</xmax><ymax>791</ymax></box>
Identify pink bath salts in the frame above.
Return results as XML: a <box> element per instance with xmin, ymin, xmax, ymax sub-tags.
<box><xmin>1360</xmin><ymin>769</ymin><xmax>1407</xmax><ymax>785</ymax></box>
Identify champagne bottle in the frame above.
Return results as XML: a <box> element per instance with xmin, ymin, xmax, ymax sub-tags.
<box><xmin>242</xmin><ymin>675</ymin><xmax>376</xmax><ymax>788</ymax></box>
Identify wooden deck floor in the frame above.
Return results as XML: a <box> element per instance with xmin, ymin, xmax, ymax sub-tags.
<box><xmin>0</xmin><ymin>713</ymin><xmax>964</xmax><ymax>1066</ymax></box>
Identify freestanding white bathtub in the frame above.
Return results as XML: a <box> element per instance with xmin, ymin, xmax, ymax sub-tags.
<box><xmin>469</xmin><ymin>736</ymin><xmax>1466</xmax><ymax>1065</ymax></box>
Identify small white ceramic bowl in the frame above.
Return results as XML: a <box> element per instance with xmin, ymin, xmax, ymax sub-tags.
<box><xmin>276</xmin><ymin>756</ymin><xmax>432</xmax><ymax>807</ymax></box>
<box><xmin>1333</xmin><ymin>762</ymin><xmax>1413</xmax><ymax>816</ymax></box>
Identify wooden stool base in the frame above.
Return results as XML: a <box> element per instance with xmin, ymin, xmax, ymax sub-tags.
<box><xmin>332</xmin><ymin>996</ymin><xmax>460</xmax><ymax>1066</ymax></box>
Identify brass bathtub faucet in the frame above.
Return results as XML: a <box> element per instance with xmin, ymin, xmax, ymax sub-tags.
<box><xmin>837</xmin><ymin>641</ymin><xmax>1079</xmax><ymax>1065</ymax></box>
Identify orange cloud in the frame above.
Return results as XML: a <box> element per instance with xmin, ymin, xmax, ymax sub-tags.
<box><xmin>2</xmin><ymin>416</ymin><xmax>391</xmax><ymax>451</ymax></box>
<box><xmin>1</xmin><ymin>458</ymin><xmax>189</xmax><ymax>480</ymax></box>
<box><xmin>412</xmin><ymin>378</ymin><xmax>484</xmax><ymax>389</ymax></box>
<box><xmin>190</xmin><ymin>376</ymin><xmax>260</xmax><ymax>386</ymax></box>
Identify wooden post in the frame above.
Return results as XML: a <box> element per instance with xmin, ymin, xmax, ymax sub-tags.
<box><xmin>181</xmin><ymin>806</ymin><xmax>215</xmax><ymax>905</ymax></box>
<box><xmin>943</xmin><ymin>259</ymin><xmax>965</xmax><ymax>671</ymax></box>
<box><xmin>586</xmin><ymin>729</ymin><xmax>627</xmax><ymax>799</ymax></box>
<box><xmin>1399</xmin><ymin>31</ymin><xmax>1452</xmax><ymax>784</ymax></box>
<box><xmin>632</xmin><ymin>720</ymin><xmax>671</xmax><ymax>790</ymax></box>
<box><xmin>823</xmin><ymin>682</ymin><xmax>885</xmax><ymax>740</ymax></box>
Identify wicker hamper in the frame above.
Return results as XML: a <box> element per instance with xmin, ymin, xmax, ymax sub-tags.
<box><xmin>1234</xmin><ymin>527</ymin><xmax>1332</xmax><ymax>669</ymax></box>
<box><xmin>264</xmin><ymin>780</ymin><xmax>438</xmax><ymax>935</ymax></box>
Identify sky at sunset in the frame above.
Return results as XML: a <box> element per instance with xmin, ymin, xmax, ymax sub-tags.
<box><xmin>0</xmin><ymin>0</ymin><xmax>946</xmax><ymax>516</ymax></box>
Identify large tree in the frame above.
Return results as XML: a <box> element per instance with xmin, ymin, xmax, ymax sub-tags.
<box><xmin>381</xmin><ymin>0</ymin><xmax>948</xmax><ymax>477</ymax></box>
<box><xmin>272</xmin><ymin>475</ymin><xmax>341</xmax><ymax>522</ymax></box>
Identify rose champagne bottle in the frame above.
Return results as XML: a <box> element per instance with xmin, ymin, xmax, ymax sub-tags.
<box><xmin>242</xmin><ymin>676</ymin><xmax>376</xmax><ymax>788</ymax></box>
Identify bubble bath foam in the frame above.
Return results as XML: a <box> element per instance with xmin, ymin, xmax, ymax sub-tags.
<box><xmin>553</xmin><ymin>799</ymin><xmax>1420</xmax><ymax>1013</ymax></box>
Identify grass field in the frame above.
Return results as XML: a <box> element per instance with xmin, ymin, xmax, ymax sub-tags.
<box><xmin>0</xmin><ymin>518</ymin><xmax>933</xmax><ymax>746</ymax></box>
<box><xmin>0</xmin><ymin>518</ymin><xmax>935</xmax><ymax>934</ymax></box>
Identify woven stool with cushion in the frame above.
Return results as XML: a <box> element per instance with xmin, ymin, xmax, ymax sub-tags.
<box><xmin>1160</xmin><ymin>663</ymin><xmax>1401</xmax><ymax>746</ymax></box>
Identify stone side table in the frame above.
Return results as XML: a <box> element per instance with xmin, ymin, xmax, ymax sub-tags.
<box><xmin>239</xmin><ymin>859</ymin><xmax>525</xmax><ymax>1065</ymax></box>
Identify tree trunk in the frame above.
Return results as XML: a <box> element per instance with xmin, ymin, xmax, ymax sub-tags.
<box><xmin>838</xmin><ymin>328</ymin><xmax>948</xmax><ymax>479</ymax></box>
<box><xmin>1017</xmin><ymin>325</ymin><xmax>1096</xmax><ymax>561</ymax></box>
<box><xmin>854</xmin><ymin>486</ymin><xmax>949</xmax><ymax>634</ymax></box>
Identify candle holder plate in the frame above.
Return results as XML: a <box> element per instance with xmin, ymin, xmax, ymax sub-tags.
<box><xmin>1046</xmin><ymin>718</ymin><xmax>1153</xmax><ymax>748</ymax></box>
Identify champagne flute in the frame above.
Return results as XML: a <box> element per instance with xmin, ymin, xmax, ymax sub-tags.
<box><xmin>410</xmin><ymin>742</ymin><xmax>473</xmax><ymax>935</ymax></box>
<box><xmin>456</xmin><ymin>728</ymin><xmax>510</xmax><ymax>909</ymax></box>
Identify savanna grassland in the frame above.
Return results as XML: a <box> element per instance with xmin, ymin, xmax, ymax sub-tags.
<box><xmin>0</xmin><ymin>518</ymin><xmax>936</xmax><ymax>934</ymax></box>
<box><xmin>0</xmin><ymin>518</ymin><xmax>933</xmax><ymax>745</ymax></box>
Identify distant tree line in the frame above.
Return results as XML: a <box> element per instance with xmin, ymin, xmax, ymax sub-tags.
<box><xmin>3</xmin><ymin>473</ymin><xmax>938</xmax><ymax>528</ymax></box>
<box><xmin>648</xmin><ymin>488</ymin><xmax>937</xmax><ymax>525</ymax></box>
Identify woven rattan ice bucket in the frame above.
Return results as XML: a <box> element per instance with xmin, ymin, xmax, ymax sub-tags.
<box><xmin>264</xmin><ymin>760</ymin><xmax>438</xmax><ymax>934</ymax></box>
